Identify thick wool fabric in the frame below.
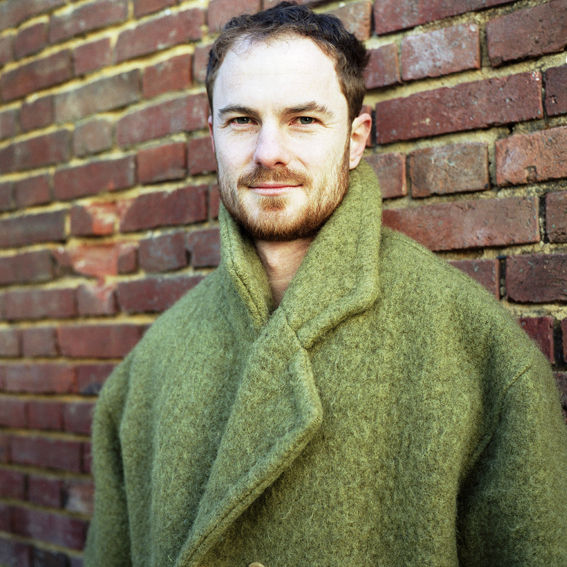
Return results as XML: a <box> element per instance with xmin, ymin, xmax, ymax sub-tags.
<box><xmin>84</xmin><ymin>161</ymin><xmax>567</xmax><ymax>567</ymax></box>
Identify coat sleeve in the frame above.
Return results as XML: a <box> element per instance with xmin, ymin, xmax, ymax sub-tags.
<box><xmin>83</xmin><ymin>360</ymin><xmax>133</xmax><ymax>567</ymax></box>
<box><xmin>458</xmin><ymin>352</ymin><xmax>567</xmax><ymax>566</ymax></box>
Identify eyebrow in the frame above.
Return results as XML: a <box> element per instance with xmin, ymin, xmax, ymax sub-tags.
<box><xmin>217</xmin><ymin>101</ymin><xmax>334</xmax><ymax>120</ymax></box>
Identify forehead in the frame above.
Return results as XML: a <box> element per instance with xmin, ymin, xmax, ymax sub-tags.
<box><xmin>212</xmin><ymin>35</ymin><xmax>347</xmax><ymax>115</ymax></box>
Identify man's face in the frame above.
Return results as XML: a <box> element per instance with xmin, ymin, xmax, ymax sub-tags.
<box><xmin>209</xmin><ymin>36</ymin><xmax>361</xmax><ymax>241</ymax></box>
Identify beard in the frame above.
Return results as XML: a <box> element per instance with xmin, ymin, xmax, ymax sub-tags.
<box><xmin>218</xmin><ymin>140</ymin><xmax>351</xmax><ymax>242</ymax></box>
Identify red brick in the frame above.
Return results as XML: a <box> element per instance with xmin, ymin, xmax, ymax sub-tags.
<box><xmin>82</xmin><ymin>442</ymin><xmax>92</xmax><ymax>474</ymax></box>
<box><xmin>64</xmin><ymin>242</ymin><xmax>137</xmax><ymax>279</ymax></box>
<box><xmin>143</xmin><ymin>53</ymin><xmax>192</xmax><ymax>98</ymax></box>
<box><xmin>401</xmin><ymin>23</ymin><xmax>479</xmax><ymax>81</ymax></box>
<box><xmin>118</xmin><ymin>275</ymin><xmax>202</xmax><ymax>313</ymax></box>
<box><xmin>120</xmin><ymin>185</ymin><xmax>208</xmax><ymax>231</ymax></box>
<box><xmin>134</xmin><ymin>0</ymin><xmax>177</xmax><ymax>17</ymax></box>
<box><xmin>139</xmin><ymin>232</ymin><xmax>187</xmax><ymax>272</ymax></box>
<box><xmin>12</xmin><ymin>506</ymin><xmax>87</xmax><ymax>549</ymax></box>
<box><xmin>5</xmin><ymin>288</ymin><xmax>76</xmax><ymax>321</ymax></box>
<box><xmin>49</xmin><ymin>0</ymin><xmax>128</xmax><ymax>44</ymax></box>
<box><xmin>73</xmin><ymin>37</ymin><xmax>113</xmax><ymax>76</ymax></box>
<box><xmin>0</xmin><ymin>182</ymin><xmax>14</xmax><ymax>212</ymax></box>
<box><xmin>58</xmin><ymin>324</ymin><xmax>146</xmax><ymax>358</ymax></box>
<box><xmin>21</xmin><ymin>327</ymin><xmax>58</xmax><ymax>358</ymax></box>
<box><xmin>28</xmin><ymin>475</ymin><xmax>62</xmax><ymax>508</ymax></box>
<box><xmin>545</xmin><ymin>65</ymin><xmax>567</xmax><ymax>117</ymax></box>
<box><xmin>506</xmin><ymin>254</ymin><xmax>567</xmax><ymax>303</ymax></box>
<box><xmin>188</xmin><ymin>136</ymin><xmax>217</xmax><ymax>175</ymax></box>
<box><xmin>0</xmin><ymin>328</ymin><xmax>20</xmax><ymax>357</ymax></box>
<box><xmin>366</xmin><ymin>153</ymin><xmax>406</xmax><ymax>199</ymax></box>
<box><xmin>54</xmin><ymin>70</ymin><xmax>140</xmax><ymax>122</ymax></box>
<box><xmin>70</xmin><ymin>555</ymin><xmax>85</xmax><ymax>567</ymax></box>
<box><xmin>0</xmin><ymin>537</ymin><xmax>31</xmax><ymax>567</ymax></box>
<box><xmin>373</xmin><ymin>0</ymin><xmax>514</xmax><ymax>35</ymax></box>
<box><xmin>0</xmin><ymin>503</ymin><xmax>11</xmax><ymax>531</ymax></box>
<box><xmin>20</xmin><ymin>96</ymin><xmax>54</xmax><ymax>132</ymax></box>
<box><xmin>70</xmin><ymin>201</ymin><xmax>117</xmax><ymax>236</ymax></box>
<box><xmin>495</xmin><ymin>125</ymin><xmax>567</xmax><ymax>186</ymax></box>
<box><xmin>0</xmin><ymin>210</ymin><xmax>65</xmax><ymax>248</ymax></box>
<box><xmin>27</xmin><ymin>400</ymin><xmax>63</xmax><ymax>430</ymax></box>
<box><xmin>116</xmin><ymin>9</ymin><xmax>203</xmax><ymax>62</ymax></box>
<box><xmin>10</xmin><ymin>436</ymin><xmax>82</xmax><ymax>472</ymax></box>
<box><xmin>0</xmin><ymin>129</ymin><xmax>70</xmax><ymax>173</ymax></box>
<box><xmin>77</xmin><ymin>283</ymin><xmax>117</xmax><ymax>316</ymax></box>
<box><xmin>383</xmin><ymin>196</ymin><xmax>539</xmax><ymax>252</ymax></box>
<box><xmin>117</xmin><ymin>93</ymin><xmax>209</xmax><ymax>147</ymax></box>
<box><xmin>14</xmin><ymin>175</ymin><xmax>51</xmax><ymax>208</ymax></box>
<box><xmin>0</xmin><ymin>251</ymin><xmax>53</xmax><ymax>286</ymax></box>
<box><xmin>73</xmin><ymin>118</ymin><xmax>113</xmax><ymax>157</ymax></box>
<box><xmin>3</xmin><ymin>364</ymin><xmax>75</xmax><ymax>394</ymax></box>
<box><xmin>0</xmin><ymin>34</ymin><xmax>13</xmax><ymax>66</ymax></box>
<box><xmin>13</xmin><ymin>21</ymin><xmax>48</xmax><ymax>59</ymax></box>
<box><xmin>364</xmin><ymin>44</ymin><xmax>399</xmax><ymax>90</ymax></box>
<box><xmin>118</xmin><ymin>245</ymin><xmax>138</xmax><ymax>274</ymax></box>
<box><xmin>54</xmin><ymin>156</ymin><xmax>135</xmax><ymax>200</ymax></box>
<box><xmin>0</xmin><ymin>0</ymin><xmax>65</xmax><ymax>31</ymax></box>
<box><xmin>186</xmin><ymin>228</ymin><xmax>220</xmax><ymax>268</ymax></box>
<box><xmin>487</xmin><ymin>0</ymin><xmax>567</xmax><ymax>67</ymax></box>
<box><xmin>409</xmin><ymin>143</ymin><xmax>489</xmax><ymax>198</ymax></box>
<box><xmin>330</xmin><ymin>1</ymin><xmax>372</xmax><ymax>41</ymax></box>
<box><xmin>75</xmin><ymin>363</ymin><xmax>114</xmax><ymax>395</ymax></box>
<box><xmin>546</xmin><ymin>191</ymin><xmax>567</xmax><ymax>243</ymax></box>
<box><xmin>208</xmin><ymin>0</ymin><xmax>260</xmax><ymax>33</ymax></box>
<box><xmin>209</xmin><ymin>185</ymin><xmax>220</xmax><ymax>219</ymax></box>
<box><xmin>32</xmin><ymin>549</ymin><xmax>68</xmax><ymax>567</ymax></box>
<box><xmin>193</xmin><ymin>43</ymin><xmax>211</xmax><ymax>84</ymax></box>
<box><xmin>137</xmin><ymin>142</ymin><xmax>187</xmax><ymax>184</ymax></box>
<box><xmin>0</xmin><ymin>434</ymin><xmax>9</xmax><ymax>462</ymax></box>
<box><xmin>0</xmin><ymin>398</ymin><xmax>27</xmax><ymax>427</ymax></box>
<box><xmin>63</xmin><ymin>401</ymin><xmax>94</xmax><ymax>435</ymax></box>
<box><xmin>0</xmin><ymin>50</ymin><xmax>72</xmax><ymax>101</ymax></box>
<box><xmin>63</xmin><ymin>479</ymin><xmax>94</xmax><ymax>515</ymax></box>
<box><xmin>0</xmin><ymin>469</ymin><xmax>25</xmax><ymax>499</ymax></box>
<box><xmin>519</xmin><ymin>317</ymin><xmax>555</xmax><ymax>363</ymax></box>
<box><xmin>0</xmin><ymin>108</ymin><xmax>19</xmax><ymax>140</ymax></box>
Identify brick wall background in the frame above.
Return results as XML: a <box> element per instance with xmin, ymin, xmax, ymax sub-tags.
<box><xmin>0</xmin><ymin>0</ymin><xmax>566</xmax><ymax>564</ymax></box>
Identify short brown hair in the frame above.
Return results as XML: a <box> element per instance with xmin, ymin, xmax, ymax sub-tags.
<box><xmin>206</xmin><ymin>1</ymin><xmax>369</xmax><ymax>122</ymax></box>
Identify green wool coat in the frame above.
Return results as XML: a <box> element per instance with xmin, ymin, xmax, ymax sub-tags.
<box><xmin>85</xmin><ymin>161</ymin><xmax>567</xmax><ymax>567</ymax></box>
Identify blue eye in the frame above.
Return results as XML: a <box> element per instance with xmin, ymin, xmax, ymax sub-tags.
<box><xmin>233</xmin><ymin>117</ymin><xmax>251</xmax><ymax>124</ymax></box>
<box><xmin>298</xmin><ymin>116</ymin><xmax>315</xmax><ymax>125</ymax></box>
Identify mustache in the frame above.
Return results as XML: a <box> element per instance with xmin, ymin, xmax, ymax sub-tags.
<box><xmin>238</xmin><ymin>166</ymin><xmax>308</xmax><ymax>187</ymax></box>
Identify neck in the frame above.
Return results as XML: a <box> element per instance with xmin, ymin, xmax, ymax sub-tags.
<box><xmin>255</xmin><ymin>237</ymin><xmax>313</xmax><ymax>307</ymax></box>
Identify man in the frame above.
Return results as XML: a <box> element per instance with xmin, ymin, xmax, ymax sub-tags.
<box><xmin>85</xmin><ymin>3</ymin><xmax>567</xmax><ymax>566</ymax></box>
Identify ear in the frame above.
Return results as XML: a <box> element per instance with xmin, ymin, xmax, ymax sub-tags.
<box><xmin>348</xmin><ymin>112</ymin><xmax>372</xmax><ymax>169</ymax></box>
<box><xmin>208</xmin><ymin>115</ymin><xmax>215</xmax><ymax>154</ymax></box>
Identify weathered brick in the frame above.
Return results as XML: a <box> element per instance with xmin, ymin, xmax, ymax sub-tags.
<box><xmin>382</xmin><ymin>197</ymin><xmax>538</xmax><ymax>252</ymax></box>
<box><xmin>0</xmin><ymin>182</ymin><xmax>14</xmax><ymax>212</ymax></box>
<box><xmin>4</xmin><ymin>364</ymin><xmax>75</xmax><ymax>394</ymax></box>
<box><xmin>209</xmin><ymin>184</ymin><xmax>220</xmax><ymax>219</ymax></box>
<box><xmin>330</xmin><ymin>1</ymin><xmax>372</xmax><ymax>41</ymax></box>
<box><xmin>0</xmin><ymin>434</ymin><xmax>9</xmax><ymax>463</ymax></box>
<box><xmin>13</xmin><ymin>174</ymin><xmax>51</xmax><ymax>208</ymax></box>
<box><xmin>0</xmin><ymin>0</ymin><xmax>65</xmax><ymax>31</ymax></box>
<box><xmin>21</xmin><ymin>327</ymin><xmax>58</xmax><ymax>357</ymax></box>
<box><xmin>20</xmin><ymin>95</ymin><xmax>54</xmax><ymax>132</ymax></box>
<box><xmin>0</xmin><ymin>108</ymin><xmax>18</xmax><ymax>140</ymax></box>
<box><xmin>507</xmin><ymin>254</ymin><xmax>567</xmax><ymax>303</ymax></box>
<box><xmin>58</xmin><ymin>324</ymin><xmax>146</xmax><ymax>358</ymax></box>
<box><xmin>117</xmin><ymin>93</ymin><xmax>208</xmax><ymax>147</ymax></box>
<box><xmin>28</xmin><ymin>475</ymin><xmax>62</xmax><ymax>508</ymax></box>
<box><xmin>77</xmin><ymin>284</ymin><xmax>117</xmax><ymax>316</ymax></box>
<box><xmin>0</xmin><ymin>129</ymin><xmax>70</xmax><ymax>173</ymax></box>
<box><xmin>70</xmin><ymin>201</ymin><xmax>117</xmax><ymax>236</ymax></box>
<box><xmin>0</xmin><ymin>469</ymin><xmax>25</xmax><ymax>499</ymax></box>
<box><xmin>401</xmin><ymin>23</ymin><xmax>479</xmax><ymax>81</ymax></box>
<box><xmin>115</xmin><ymin>9</ymin><xmax>203</xmax><ymax>62</ymax></box>
<box><xmin>0</xmin><ymin>503</ymin><xmax>11</xmax><ymax>531</ymax></box>
<box><xmin>208</xmin><ymin>0</ymin><xmax>260</xmax><ymax>33</ymax></box>
<box><xmin>495</xmin><ymin>125</ymin><xmax>567</xmax><ymax>186</ymax></box>
<box><xmin>5</xmin><ymin>288</ymin><xmax>76</xmax><ymax>321</ymax></box>
<box><xmin>139</xmin><ymin>232</ymin><xmax>187</xmax><ymax>272</ymax></box>
<box><xmin>10</xmin><ymin>436</ymin><xmax>82</xmax><ymax>472</ymax></box>
<box><xmin>0</xmin><ymin>210</ymin><xmax>65</xmax><ymax>248</ymax></box>
<box><xmin>193</xmin><ymin>43</ymin><xmax>211</xmax><ymax>84</ymax></box>
<box><xmin>54</xmin><ymin>156</ymin><xmax>135</xmax><ymax>201</ymax></box>
<box><xmin>13</xmin><ymin>21</ymin><xmax>48</xmax><ymax>59</ymax></box>
<box><xmin>376</xmin><ymin>72</ymin><xmax>542</xmax><ymax>144</ymax></box>
<box><xmin>546</xmin><ymin>191</ymin><xmax>567</xmax><ymax>243</ymax></box>
<box><xmin>451</xmin><ymin>258</ymin><xmax>500</xmax><ymax>299</ymax></box>
<box><xmin>0</xmin><ymin>34</ymin><xmax>13</xmax><ymax>66</ymax></box>
<box><xmin>143</xmin><ymin>53</ymin><xmax>192</xmax><ymax>99</ymax></box>
<box><xmin>186</xmin><ymin>228</ymin><xmax>220</xmax><ymax>268</ymax></box>
<box><xmin>55</xmin><ymin>70</ymin><xmax>140</xmax><ymax>123</ymax></box>
<box><xmin>64</xmin><ymin>242</ymin><xmax>137</xmax><ymax>279</ymax></box>
<box><xmin>49</xmin><ymin>0</ymin><xmax>128</xmax><ymax>44</ymax></box>
<box><xmin>83</xmin><ymin>442</ymin><xmax>92</xmax><ymax>474</ymax></box>
<box><xmin>0</xmin><ymin>250</ymin><xmax>53</xmax><ymax>286</ymax></box>
<box><xmin>545</xmin><ymin>65</ymin><xmax>567</xmax><ymax>117</ymax></box>
<box><xmin>363</xmin><ymin>44</ymin><xmax>399</xmax><ymax>90</ymax></box>
<box><xmin>0</xmin><ymin>537</ymin><xmax>31</xmax><ymax>567</ymax></box>
<box><xmin>519</xmin><ymin>317</ymin><xmax>555</xmax><ymax>363</ymax></box>
<box><xmin>409</xmin><ymin>143</ymin><xmax>489</xmax><ymax>197</ymax></box>
<box><xmin>63</xmin><ymin>401</ymin><xmax>94</xmax><ymax>435</ymax></box>
<box><xmin>118</xmin><ymin>275</ymin><xmax>202</xmax><ymax>314</ymax></box>
<box><xmin>27</xmin><ymin>400</ymin><xmax>63</xmax><ymax>430</ymax></box>
<box><xmin>137</xmin><ymin>142</ymin><xmax>187</xmax><ymax>184</ymax></box>
<box><xmin>0</xmin><ymin>398</ymin><xmax>26</xmax><ymax>427</ymax></box>
<box><xmin>117</xmin><ymin>245</ymin><xmax>138</xmax><ymax>274</ymax></box>
<box><xmin>134</xmin><ymin>0</ymin><xmax>177</xmax><ymax>17</ymax></box>
<box><xmin>120</xmin><ymin>185</ymin><xmax>208</xmax><ymax>232</ymax></box>
<box><xmin>32</xmin><ymin>548</ymin><xmax>69</xmax><ymax>567</ymax></box>
<box><xmin>73</xmin><ymin>118</ymin><xmax>113</xmax><ymax>157</ymax></box>
<box><xmin>73</xmin><ymin>37</ymin><xmax>113</xmax><ymax>76</ymax></box>
<box><xmin>365</xmin><ymin>153</ymin><xmax>407</xmax><ymax>199</ymax></box>
<box><xmin>0</xmin><ymin>328</ymin><xmax>19</xmax><ymax>357</ymax></box>
<box><xmin>0</xmin><ymin>50</ymin><xmax>72</xmax><ymax>101</ymax></box>
<box><xmin>487</xmin><ymin>0</ymin><xmax>567</xmax><ymax>67</ymax></box>
<box><xmin>64</xmin><ymin>479</ymin><xmax>94</xmax><ymax>515</ymax></box>
<box><xmin>188</xmin><ymin>136</ymin><xmax>216</xmax><ymax>175</ymax></box>
<box><xmin>373</xmin><ymin>0</ymin><xmax>514</xmax><ymax>35</ymax></box>
<box><xmin>75</xmin><ymin>363</ymin><xmax>114</xmax><ymax>395</ymax></box>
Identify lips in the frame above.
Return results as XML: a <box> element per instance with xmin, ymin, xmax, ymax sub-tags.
<box><xmin>249</xmin><ymin>184</ymin><xmax>301</xmax><ymax>196</ymax></box>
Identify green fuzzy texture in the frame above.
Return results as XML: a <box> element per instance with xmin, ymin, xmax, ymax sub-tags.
<box><xmin>85</xmin><ymin>161</ymin><xmax>567</xmax><ymax>566</ymax></box>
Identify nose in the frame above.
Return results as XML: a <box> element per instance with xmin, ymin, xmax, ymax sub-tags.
<box><xmin>253</xmin><ymin>123</ymin><xmax>291</xmax><ymax>168</ymax></box>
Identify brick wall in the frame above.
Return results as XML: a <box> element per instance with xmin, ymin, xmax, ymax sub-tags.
<box><xmin>0</xmin><ymin>0</ymin><xmax>565</xmax><ymax>564</ymax></box>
